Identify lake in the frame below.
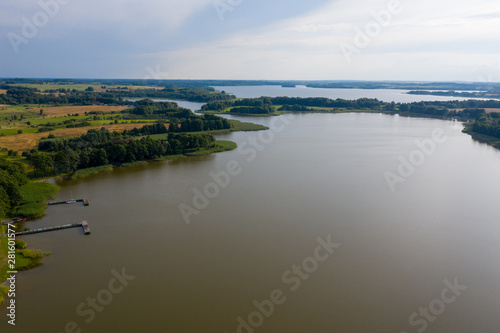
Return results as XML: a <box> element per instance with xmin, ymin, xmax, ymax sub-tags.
<box><xmin>2</xmin><ymin>103</ymin><xmax>500</xmax><ymax>332</ymax></box>
<box><xmin>212</xmin><ymin>85</ymin><xmax>486</xmax><ymax>103</ymax></box>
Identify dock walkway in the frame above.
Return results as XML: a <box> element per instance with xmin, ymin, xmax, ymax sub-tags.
<box><xmin>2</xmin><ymin>221</ymin><xmax>91</xmax><ymax>236</ymax></box>
<box><xmin>48</xmin><ymin>198</ymin><xmax>90</xmax><ymax>206</ymax></box>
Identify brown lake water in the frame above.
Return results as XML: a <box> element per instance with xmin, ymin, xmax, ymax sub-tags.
<box><xmin>2</xmin><ymin>113</ymin><xmax>500</xmax><ymax>333</ymax></box>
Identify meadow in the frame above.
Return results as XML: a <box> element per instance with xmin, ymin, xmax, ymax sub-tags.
<box><xmin>9</xmin><ymin>83</ymin><xmax>161</xmax><ymax>93</ymax></box>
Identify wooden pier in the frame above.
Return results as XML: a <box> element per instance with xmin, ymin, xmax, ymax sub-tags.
<box><xmin>3</xmin><ymin>221</ymin><xmax>91</xmax><ymax>236</ymax></box>
<box><xmin>81</xmin><ymin>221</ymin><xmax>91</xmax><ymax>234</ymax></box>
<box><xmin>48</xmin><ymin>198</ymin><xmax>90</xmax><ymax>206</ymax></box>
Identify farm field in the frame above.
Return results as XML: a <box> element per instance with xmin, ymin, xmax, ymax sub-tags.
<box><xmin>0</xmin><ymin>104</ymin><xmax>143</xmax><ymax>137</ymax></box>
<box><xmin>0</xmin><ymin>123</ymin><xmax>153</xmax><ymax>151</ymax></box>
<box><xmin>10</xmin><ymin>83</ymin><xmax>162</xmax><ymax>93</ymax></box>
<box><xmin>450</xmin><ymin>108</ymin><xmax>500</xmax><ymax>114</ymax></box>
<box><xmin>23</xmin><ymin>105</ymin><xmax>132</xmax><ymax>118</ymax></box>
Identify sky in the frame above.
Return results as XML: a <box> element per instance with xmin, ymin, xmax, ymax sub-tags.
<box><xmin>0</xmin><ymin>0</ymin><xmax>500</xmax><ymax>81</ymax></box>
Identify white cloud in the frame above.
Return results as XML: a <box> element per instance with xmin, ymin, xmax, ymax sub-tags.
<box><xmin>147</xmin><ymin>0</ymin><xmax>500</xmax><ymax>80</ymax></box>
<box><xmin>1</xmin><ymin>0</ymin><xmax>499</xmax><ymax>80</ymax></box>
<box><xmin>0</xmin><ymin>0</ymin><xmax>214</xmax><ymax>33</ymax></box>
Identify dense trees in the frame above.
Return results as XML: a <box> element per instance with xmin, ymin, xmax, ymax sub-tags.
<box><xmin>130</xmin><ymin>100</ymin><xmax>186</xmax><ymax>116</ymax></box>
<box><xmin>36</xmin><ymin>127</ymin><xmax>217</xmax><ymax>175</ymax></box>
<box><xmin>466</xmin><ymin>113</ymin><xmax>500</xmax><ymax>139</ymax></box>
<box><xmin>0</xmin><ymin>159</ymin><xmax>29</xmax><ymax>217</ymax></box>
<box><xmin>201</xmin><ymin>96</ymin><xmax>498</xmax><ymax>120</ymax></box>
<box><xmin>278</xmin><ymin>105</ymin><xmax>311</xmax><ymax>111</ymax></box>
<box><xmin>0</xmin><ymin>84</ymin><xmax>233</xmax><ymax>106</ymax></box>
<box><xmin>175</xmin><ymin>114</ymin><xmax>231</xmax><ymax>132</ymax></box>
<box><xmin>234</xmin><ymin>97</ymin><xmax>273</xmax><ymax>107</ymax></box>
<box><xmin>30</xmin><ymin>153</ymin><xmax>54</xmax><ymax>177</ymax></box>
<box><xmin>202</xmin><ymin>96</ymin><xmax>393</xmax><ymax>113</ymax></box>
<box><xmin>200</xmin><ymin>101</ymin><xmax>233</xmax><ymax>111</ymax></box>
<box><xmin>123</xmin><ymin>121</ymin><xmax>169</xmax><ymax>136</ymax></box>
<box><xmin>408</xmin><ymin>90</ymin><xmax>500</xmax><ymax>99</ymax></box>
<box><xmin>0</xmin><ymin>86</ymin><xmax>124</xmax><ymax>106</ymax></box>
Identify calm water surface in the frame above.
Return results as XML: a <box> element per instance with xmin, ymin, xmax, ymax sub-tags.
<box><xmin>212</xmin><ymin>85</ymin><xmax>486</xmax><ymax>103</ymax></box>
<box><xmin>2</xmin><ymin>112</ymin><xmax>500</xmax><ymax>333</ymax></box>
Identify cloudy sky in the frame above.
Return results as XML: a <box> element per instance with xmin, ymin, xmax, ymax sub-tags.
<box><xmin>1</xmin><ymin>0</ymin><xmax>499</xmax><ymax>81</ymax></box>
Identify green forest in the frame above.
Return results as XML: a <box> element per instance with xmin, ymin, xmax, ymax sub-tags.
<box><xmin>0</xmin><ymin>84</ymin><xmax>234</xmax><ymax>105</ymax></box>
<box><xmin>32</xmin><ymin>127</ymin><xmax>217</xmax><ymax>177</ymax></box>
<box><xmin>0</xmin><ymin>158</ymin><xmax>29</xmax><ymax>218</ymax></box>
<box><xmin>201</xmin><ymin>96</ymin><xmax>500</xmax><ymax>119</ymax></box>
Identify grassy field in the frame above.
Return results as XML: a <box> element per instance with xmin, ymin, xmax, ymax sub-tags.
<box><xmin>0</xmin><ymin>107</ymin><xmax>40</xmax><ymax>117</ymax></box>
<box><xmin>23</xmin><ymin>105</ymin><xmax>132</xmax><ymax>118</ymax></box>
<box><xmin>71</xmin><ymin>165</ymin><xmax>113</xmax><ymax>180</ymax></box>
<box><xmin>153</xmin><ymin>154</ymin><xmax>185</xmax><ymax>161</ymax></box>
<box><xmin>0</xmin><ymin>128</ymin><xmax>39</xmax><ymax>136</ymax></box>
<box><xmin>450</xmin><ymin>108</ymin><xmax>500</xmax><ymax>114</ymax></box>
<box><xmin>0</xmin><ymin>104</ymin><xmax>167</xmax><ymax>138</ymax></box>
<box><xmin>0</xmin><ymin>123</ymin><xmax>150</xmax><ymax>151</ymax></box>
<box><xmin>14</xmin><ymin>249</ymin><xmax>50</xmax><ymax>271</ymax></box>
<box><xmin>0</xmin><ymin>181</ymin><xmax>60</xmax><ymax>296</ymax></box>
<box><xmin>0</xmin><ymin>229</ymin><xmax>51</xmax><ymax>303</ymax></box>
<box><xmin>230</xmin><ymin>120</ymin><xmax>268</xmax><ymax>131</ymax></box>
<box><xmin>88</xmin><ymin>119</ymin><xmax>158</xmax><ymax>126</ymax></box>
<box><xmin>184</xmin><ymin>140</ymin><xmax>237</xmax><ymax>156</ymax></box>
<box><xmin>11</xmin><ymin>83</ymin><xmax>161</xmax><ymax>93</ymax></box>
<box><xmin>16</xmin><ymin>182</ymin><xmax>60</xmax><ymax>218</ymax></box>
<box><xmin>121</xmin><ymin>161</ymin><xmax>148</xmax><ymax>167</ymax></box>
<box><xmin>27</xmin><ymin>115</ymin><xmax>89</xmax><ymax>125</ymax></box>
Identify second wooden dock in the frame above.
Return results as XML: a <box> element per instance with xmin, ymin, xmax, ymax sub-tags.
<box><xmin>5</xmin><ymin>221</ymin><xmax>91</xmax><ymax>236</ymax></box>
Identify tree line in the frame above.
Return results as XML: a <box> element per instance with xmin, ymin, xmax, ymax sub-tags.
<box><xmin>201</xmin><ymin>96</ymin><xmax>500</xmax><ymax>119</ymax></box>
<box><xmin>230</xmin><ymin>106</ymin><xmax>275</xmax><ymax>114</ymax></box>
<box><xmin>0</xmin><ymin>84</ymin><xmax>234</xmax><ymax>106</ymax></box>
<box><xmin>465</xmin><ymin>113</ymin><xmax>500</xmax><ymax>140</ymax></box>
<box><xmin>175</xmin><ymin>114</ymin><xmax>231</xmax><ymax>132</ymax></box>
<box><xmin>0</xmin><ymin>158</ymin><xmax>28</xmax><ymax>217</ymax></box>
<box><xmin>31</xmin><ymin>128</ymin><xmax>216</xmax><ymax>177</ymax></box>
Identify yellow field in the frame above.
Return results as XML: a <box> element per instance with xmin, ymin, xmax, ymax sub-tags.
<box><xmin>0</xmin><ymin>123</ymin><xmax>157</xmax><ymax>151</ymax></box>
<box><xmin>485</xmin><ymin>108</ymin><xmax>500</xmax><ymax>113</ymax></box>
<box><xmin>0</xmin><ymin>90</ymin><xmax>6</xmax><ymax>95</ymax></box>
<box><xmin>24</xmin><ymin>105</ymin><xmax>132</xmax><ymax>118</ymax></box>
<box><xmin>451</xmin><ymin>108</ymin><xmax>500</xmax><ymax>114</ymax></box>
<box><xmin>12</xmin><ymin>83</ymin><xmax>162</xmax><ymax>93</ymax></box>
